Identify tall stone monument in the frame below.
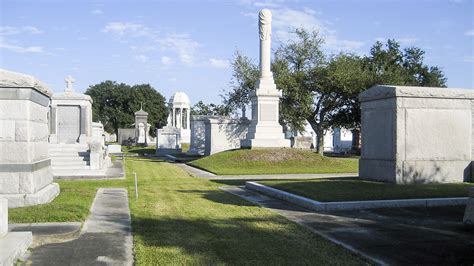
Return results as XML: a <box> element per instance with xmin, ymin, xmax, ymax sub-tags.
<box><xmin>0</xmin><ymin>69</ymin><xmax>60</xmax><ymax>207</ymax></box>
<box><xmin>134</xmin><ymin>104</ymin><xmax>149</xmax><ymax>145</ymax></box>
<box><xmin>241</xmin><ymin>9</ymin><xmax>290</xmax><ymax>148</ymax></box>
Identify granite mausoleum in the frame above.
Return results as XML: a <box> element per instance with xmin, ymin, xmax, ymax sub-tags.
<box><xmin>359</xmin><ymin>85</ymin><xmax>474</xmax><ymax>184</ymax></box>
<box><xmin>187</xmin><ymin>116</ymin><xmax>250</xmax><ymax>156</ymax></box>
<box><xmin>0</xmin><ymin>69</ymin><xmax>60</xmax><ymax>207</ymax></box>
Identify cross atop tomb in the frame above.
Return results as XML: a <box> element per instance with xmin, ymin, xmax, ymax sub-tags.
<box><xmin>65</xmin><ymin>75</ymin><xmax>75</xmax><ymax>92</ymax></box>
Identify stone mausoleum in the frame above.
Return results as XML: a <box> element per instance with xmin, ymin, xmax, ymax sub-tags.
<box><xmin>49</xmin><ymin>75</ymin><xmax>93</xmax><ymax>144</ymax></box>
<box><xmin>359</xmin><ymin>85</ymin><xmax>474</xmax><ymax>184</ymax></box>
<box><xmin>0</xmin><ymin>69</ymin><xmax>60</xmax><ymax>207</ymax></box>
<box><xmin>48</xmin><ymin>76</ymin><xmax>110</xmax><ymax>178</ymax></box>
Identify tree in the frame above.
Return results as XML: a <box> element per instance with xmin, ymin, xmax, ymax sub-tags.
<box><xmin>85</xmin><ymin>81</ymin><xmax>168</xmax><ymax>137</ymax></box>
<box><xmin>223</xmin><ymin>51</ymin><xmax>259</xmax><ymax>116</ymax></box>
<box><xmin>274</xmin><ymin>28</ymin><xmax>328</xmax><ymax>154</ymax></box>
<box><xmin>191</xmin><ymin>100</ymin><xmax>231</xmax><ymax>116</ymax></box>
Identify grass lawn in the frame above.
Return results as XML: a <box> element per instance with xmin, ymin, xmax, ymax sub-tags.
<box><xmin>188</xmin><ymin>148</ymin><xmax>358</xmax><ymax>175</ymax></box>
<box><xmin>9</xmin><ymin>178</ymin><xmax>129</xmax><ymax>223</ymax></box>
<box><xmin>9</xmin><ymin>158</ymin><xmax>367</xmax><ymax>265</ymax></box>
<box><xmin>260</xmin><ymin>178</ymin><xmax>474</xmax><ymax>202</ymax></box>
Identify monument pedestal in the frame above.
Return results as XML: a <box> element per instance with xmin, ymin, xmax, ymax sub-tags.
<box><xmin>240</xmin><ymin>79</ymin><xmax>290</xmax><ymax>148</ymax></box>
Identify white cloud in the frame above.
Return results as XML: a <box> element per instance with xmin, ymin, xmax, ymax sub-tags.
<box><xmin>209</xmin><ymin>58</ymin><xmax>229</xmax><ymax>68</ymax></box>
<box><xmin>156</xmin><ymin>34</ymin><xmax>199</xmax><ymax>64</ymax></box>
<box><xmin>130</xmin><ymin>45</ymin><xmax>156</xmax><ymax>52</ymax></box>
<box><xmin>91</xmin><ymin>9</ymin><xmax>103</xmax><ymax>15</ymax></box>
<box><xmin>135</xmin><ymin>54</ymin><xmax>149</xmax><ymax>63</ymax></box>
<box><xmin>104</xmin><ymin>22</ymin><xmax>200</xmax><ymax>65</ymax></box>
<box><xmin>268</xmin><ymin>7</ymin><xmax>365</xmax><ymax>52</ymax></box>
<box><xmin>0</xmin><ymin>41</ymin><xmax>44</xmax><ymax>53</ymax></box>
<box><xmin>0</xmin><ymin>26</ymin><xmax>42</xmax><ymax>35</ymax></box>
<box><xmin>465</xmin><ymin>29</ymin><xmax>474</xmax><ymax>36</ymax></box>
<box><xmin>103</xmin><ymin>22</ymin><xmax>153</xmax><ymax>37</ymax></box>
<box><xmin>464</xmin><ymin>56</ymin><xmax>474</xmax><ymax>63</ymax></box>
<box><xmin>161</xmin><ymin>56</ymin><xmax>173</xmax><ymax>65</ymax></box>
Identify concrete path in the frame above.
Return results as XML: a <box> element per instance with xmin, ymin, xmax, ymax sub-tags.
<box><xmin>178</xmin><ymin>163</ymin><xmax>357</xmax><ymax>180</ymax></box>
<box><xmin>22</xmin><ymin>188</ymin><xmax>133</xmax><ymax>266</ymax></box>
<box><xmin>222</xmin><ymin>186</ymin><xmax>474</xmax><ymax>265</ymax></box>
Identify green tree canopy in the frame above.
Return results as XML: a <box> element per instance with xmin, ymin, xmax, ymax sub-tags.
<box><xmin>85</xmin><ymin>81</ymin><xmax>168</xmax><ymax>137</ymax></box>
<box><xmin>191</xmin><ymin>100</ymin><xmax>230</xmax><ymax>116</ymax></box>
<box><xmin>223</xmin><ymin>50</ymin><xmax>259</xmax><ymax>116</ymax></box>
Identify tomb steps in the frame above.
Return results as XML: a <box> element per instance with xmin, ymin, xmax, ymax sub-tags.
<box><xmin>49</xmin><ymin>144</ymin><xmax>91</xmax><ymax>172</ymax></box>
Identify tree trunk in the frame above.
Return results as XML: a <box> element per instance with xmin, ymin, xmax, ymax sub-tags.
<box><xmin>306</xmin><ymin>115</ymin><xmax>325</xmax><ymax>156</ymax></box>
<box><xmin>351</xmin><ymin>129</ymin><xmax>361</xmax><ymax>155</ymax></box>
<box><xmin>315</xmin><ymin>128</ymin><xmax>324</xmax><ymax>155</ymax></box>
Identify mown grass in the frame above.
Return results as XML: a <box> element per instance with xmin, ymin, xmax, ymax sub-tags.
<box><xmin>10</xmin><ymin>158</ymin><xmax>367</xmax><ymax>265</ymax></box>
<box><xmin>260</xmin><ymin>178</ymin><xmax>474</xmax><ymax>202</ymax></box>
<box><xmin>126</xmin><ymin>158</ymin><xmax>366</xmax><ymax>264</ymax></box>
<box><xmin>9</xmin><ymin>178</ymin><xmax>129</xmax><ymax>223</ymax></box>
<box><xmin>189</xmin><ymin>148</ymin><xmax>358</xmax><ymax>175</ymax></box>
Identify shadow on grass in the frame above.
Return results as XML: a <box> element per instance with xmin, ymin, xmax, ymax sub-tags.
<box><xmin>130</xmin><ymin>215</ymin><xmax>362</xmax><ymax>265</ymax></box>
<box><xmin>175</xmin><ymin>189</ymin><xmax>255</xmax><ymax>207</ymax></box>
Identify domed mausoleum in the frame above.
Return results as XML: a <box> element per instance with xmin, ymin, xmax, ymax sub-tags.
<box><xmin>168</xmin><ymin>92</ymin><xmax>191</xmax><ymax>143</ymax></box>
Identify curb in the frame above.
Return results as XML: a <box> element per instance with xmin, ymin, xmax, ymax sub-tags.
<box><xmin>9</xmin><ymin>222</ymin><xmax>82</xmax><ymax>248</ymax></box>
<box><xmin>245</xmin><ymin>181</ymin><xmax>468</xmax><ymax>212</ymax></box>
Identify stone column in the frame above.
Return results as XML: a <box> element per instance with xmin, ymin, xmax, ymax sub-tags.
<box><xmin>187</xmin><ymin>108</ymin><xmax>190</xmax><ymax>130</ymax></box>
<box><xmin>259</xmin><ymin>9</ymin><xmax>272</xmax><ymax>80</ymax></box>
<box><xmin>49</xmin><ymin>106</ymin><xmax>58</xmax><ymax>143</ymax></box>
<box><xmin>79</xmin><ymin>105</ymin><xmax>87</xmax><ymax>144</ymax></box>
<box><xmin>172</xmin><ymin>108</ymin><xmax>176</xmax><ymax>127</ymax></box>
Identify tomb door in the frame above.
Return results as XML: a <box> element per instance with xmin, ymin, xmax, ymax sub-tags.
<box><xmin>58</xmin><ymin>105</ymin><xmax>81</xmax><ymax>144</ymax></box>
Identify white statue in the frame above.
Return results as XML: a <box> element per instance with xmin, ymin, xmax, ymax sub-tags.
<box><xmin>138</xmin><ymin>123</ymin><xmax>145</xmax><ymax>143</ymax></box>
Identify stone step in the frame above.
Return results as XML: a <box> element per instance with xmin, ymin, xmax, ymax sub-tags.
<box><xmin>49</xmin><ymin>149</ymin><xmax>89</xmax><ymax>153</ymax></box>
<box><xmin>49</xmin><ymin>151</ymin><xmax>89</xmax><ymax>157</ymax></box>
<box><xmin>50</xmin><ymin>157</ymin><xmax>90</xmax><ymax>162</ymax></box>
<box><xmin>51</xmin><ymin>160</ymin><xmax>89</xmax><ymax>166</ymax></box>
<box><xmin>51</xmin><ymin>165</ymin><xmax>91</xmax><ymax>170</ymax></box>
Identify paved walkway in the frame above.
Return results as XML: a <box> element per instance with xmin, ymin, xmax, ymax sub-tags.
<box><xmin>222</xmin><ymin>186</ymin><xmax>474</xmax><ymax>265</ymax></box>
<box><xmin>177</xmin><ymin>163</ymin><xmax>358</xmax><ymax>180</ymax></box>
<box><xmin>22</xmin><ymin>188</ymin><xmax>133</xmax><ymax>266</ymax></box>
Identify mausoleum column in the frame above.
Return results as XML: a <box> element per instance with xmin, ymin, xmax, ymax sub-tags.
<box><xmin>50</xmin><ymin>106</ymin><xmax>57</xmax><ymax>135</ymax></box>
<box><xmin>186</xmin><ymin>108</ymin><xmax>190</xmax><ymax>130</ymax></box>
<box><xmin>172</xmin><ymin>108</ymin><xmax>176</xmax><ymax>127</ymax></box>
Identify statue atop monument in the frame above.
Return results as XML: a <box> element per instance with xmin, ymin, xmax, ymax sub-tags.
<box><xmin>259</xmin><ymin>9</ymin><xmax>272</xmax><ymax>41</ymax></box>
<box><xmin>258</xmin><ymin>9</ymin><xmax>274</xmax><ymax>81</ymax></box>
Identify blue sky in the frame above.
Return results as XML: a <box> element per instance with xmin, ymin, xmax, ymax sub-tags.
<box><xmin>1</xmin><ymin>0</ymin><xmax>473</xmax><ymax>105</ymax></box>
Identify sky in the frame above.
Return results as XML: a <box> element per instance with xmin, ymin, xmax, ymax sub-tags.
<box><xmin>1</xmin><ymin>0</ymin><xmax>473</xmax><ymax>105</ymax></box>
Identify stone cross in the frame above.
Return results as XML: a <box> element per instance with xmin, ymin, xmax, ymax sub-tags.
<box><xmin>65</xmin><ymin>75</ymin><xmax>75</xmax><ymax>92</ymax></box>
